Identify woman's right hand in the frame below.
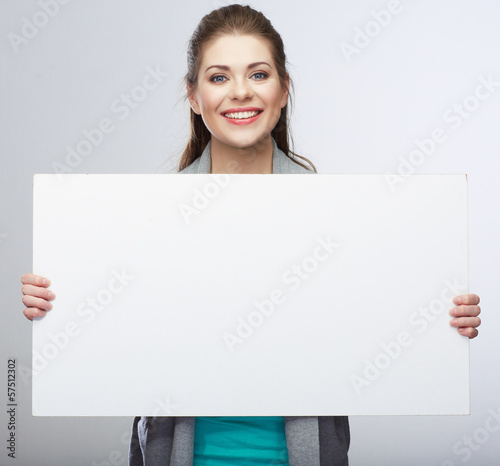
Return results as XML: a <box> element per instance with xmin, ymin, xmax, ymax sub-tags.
<box><xmin>21</xmin><ymin>273</ymin><xmax>56</xmax><ymax>321</ymax></box>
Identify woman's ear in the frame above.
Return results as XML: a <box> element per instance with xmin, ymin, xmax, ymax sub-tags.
<box><xmin>280</xmin><ymin>74</ymin><xmax>290</xmax><ymax>108</ymax></box>
<box><xmin>187</xmin><ymin>84</ymin><xmax>201</xmax><ymax>115</ymax></box>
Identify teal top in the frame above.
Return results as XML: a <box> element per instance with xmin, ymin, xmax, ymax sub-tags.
<box><xmin>193</xmin><ymin>417</ymin><xmax>290</xmax><ymax>465</ymax></box>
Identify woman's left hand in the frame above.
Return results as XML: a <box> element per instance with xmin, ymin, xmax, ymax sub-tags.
<box><xmin>449</xmin><ymin>294</ymin><xmax>481</xmax><ymax>339</ymax></box>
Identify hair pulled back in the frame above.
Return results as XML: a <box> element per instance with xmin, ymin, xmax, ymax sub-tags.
<box><xmin>179</xmin><ymin>4</ymin><xmax>316</xmax><ymax>172</ymax></box>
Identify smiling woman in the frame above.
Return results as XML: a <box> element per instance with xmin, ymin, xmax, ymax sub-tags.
<box><xmin>186</xmin><ymin>34</ymin><xmax>288</xmax><ymax>172</ymax></box>
<box><xmin>19</xmin><ymin>3</ymin><xmax>482</xmax><ymax>466</ymax></box>
<box><xmin>179</xmin><ymin>4</ymin><xmax>317</xmax><ymax>176</ymax></box>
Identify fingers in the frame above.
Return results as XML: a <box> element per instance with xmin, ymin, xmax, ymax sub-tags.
<box><xmin>21</xmin><ymin>273</ymin><xmax>54</xmax><ymax>321</ymax></box>
<box><xmin>453</xmin><ymin>293</ymin><xmax>480</xmax><ymax>306</ymax></box>
<box><xmin>449</xmin><ymin>298</ymin><xmax>481</xmax><ymax>338</ymax></box>
<box><xmin>23</xmin><ymin>307</ymin><xmax>48</xmax><ymax>321</ymax></box>
<box><xmin>21</xmin><ymin>284</ymin><xmax>55</xmax><ymax>301</ymax></box>
<box><xmin>457</xmin><ymin>327</ymin><xmax>479</xmax><ymax>339</ymax></box>
<box><xmin>21</xmin><ymin>273</ymin><xmax>51</xmax><ymax>287</ymax></box>
<box><xmin>22</xmin><ymin>294</ymin><xmax>53</xmax><ymax>312</ymax></box>
<box><xmin>449</xmin><ymin>304</ymin><xmax>481</xmax><ymax>317</ymax></box>
<box><xmin>449</xmin><ymin>316</ymin><xmax>481</xmax><ymax>329</ymax></box>
<box><xmin>449</xmin><ymin>294</ymin><xmax>481</xmax><ymax>339</ymax></box>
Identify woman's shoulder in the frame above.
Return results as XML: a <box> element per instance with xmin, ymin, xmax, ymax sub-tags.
<box><xmin>178</xmin><ymin>142</ymin><xmax>212</xmax><ymax>174</ymax></box>
<box><xmin>178</xmin><ymin>159</ymin><xmax>200</xmax><ymax>174</ymax></box>
<box><xmin>282</xmin><ymin>155</ymin><xmax>316</xmax><ymax>174</ymax></box>
<box><xmin>275</xmin><ymin>149</ymin><xmax>316</xmax><ymax>174</ymax></box>
<box><xmin>273</xmin><ymin>139</ymin><xmax>316</xmax><ymax>174</ymax></box>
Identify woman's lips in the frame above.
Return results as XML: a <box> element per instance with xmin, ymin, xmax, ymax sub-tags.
<box><xmin>222</xmin><ymin>109</ymin><xmax>263</xmax><ymax>126</ymax></box>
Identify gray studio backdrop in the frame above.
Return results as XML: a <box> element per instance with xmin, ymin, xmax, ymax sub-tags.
<box><xmin>1</xmin><ymin>0</ymin><xmax>499</xmax><ymax>465</ymax></box>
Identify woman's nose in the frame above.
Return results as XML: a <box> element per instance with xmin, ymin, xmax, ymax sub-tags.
<box><xmin>229</xmin><ymin>78</ymin><xmax>252</xmax><ymax>100</ymax></box>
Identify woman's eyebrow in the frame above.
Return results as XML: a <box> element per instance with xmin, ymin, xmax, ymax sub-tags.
<box><xmin>204</xmin><ymin>61</ymin><xmax>272</xmax><ymax>73</ymax></box>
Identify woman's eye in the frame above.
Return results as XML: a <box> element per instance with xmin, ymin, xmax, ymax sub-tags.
<box><xmin>210</xmin><ymin>75</ymin><xmax>226</xmax><ymax>83</ymax></box>
<box><xmin>252</xmin><ymin>72</ymin><xmax>268</xmax><ymax>80</ymax></box>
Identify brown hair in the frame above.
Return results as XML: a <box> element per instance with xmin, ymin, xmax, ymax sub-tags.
<box><xmin>178</xmin><ymin>4</ymin><xmax>316</xmax><ymax>173</ymax></box>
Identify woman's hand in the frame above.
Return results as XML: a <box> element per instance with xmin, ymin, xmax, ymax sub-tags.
<box><xmin>449</xmin><ymin>294</ymin><xmax>481</xmax><ymax>339</ymax></box>
<box><xmin>21</xmin><ymin>273</ymin><xmax>56</xmax><ymax>321</ymax></box>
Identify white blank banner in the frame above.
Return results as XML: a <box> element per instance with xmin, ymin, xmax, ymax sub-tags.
<box><xmin>32</xmin><ymin>174</ymin><xmax>468</xmax><ymax>416</ymax></box>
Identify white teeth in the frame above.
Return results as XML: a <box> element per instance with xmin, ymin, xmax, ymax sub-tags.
<box><xmin>224</xmin><ymin>111</ymin><xmax>260</xmax><ymax>119</ymax></box>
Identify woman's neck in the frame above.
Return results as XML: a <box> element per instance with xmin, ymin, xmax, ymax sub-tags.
<box><xmin>209</xmin><ymin>136</ymin><xmax>273</xmax><ymax>174</ymax></box>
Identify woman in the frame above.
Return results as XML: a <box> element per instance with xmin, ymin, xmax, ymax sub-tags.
<box><xmin>21</xmin><ymin>4</ymin><xmax>481</xmax><ymax>465</ymax></box>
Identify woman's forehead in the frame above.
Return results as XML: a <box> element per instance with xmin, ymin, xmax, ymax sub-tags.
<box><xmin>200</xmin><ymin>34</ymin><xmax>275</xmax><ymax>69</ymax></box>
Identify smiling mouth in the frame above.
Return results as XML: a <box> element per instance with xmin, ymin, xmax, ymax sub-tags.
<box><xmin>223</xmin><ymin>110</ymin><xmax>262</xmax><ymax>120</ymax></box>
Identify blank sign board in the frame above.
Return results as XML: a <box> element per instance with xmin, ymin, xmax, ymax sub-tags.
<box><xmin>32</xmin><ymin>174</ymin><xmax>469</xmax><ymax>416</ymax></box>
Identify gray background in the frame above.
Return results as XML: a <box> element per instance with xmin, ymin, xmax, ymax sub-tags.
<box><xmin>1</xmin><ymin>0</ymin><xmax>499</xmax><ymax>465</ymax></box>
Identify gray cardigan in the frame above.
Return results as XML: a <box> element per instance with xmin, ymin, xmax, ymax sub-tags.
<box><xmin>128</xmin><ymin>138</ymin><xmax>350</xmax><ymax>465</ymax></box>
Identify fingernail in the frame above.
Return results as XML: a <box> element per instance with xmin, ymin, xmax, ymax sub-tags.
<box><xmin>454</xmin><ymin>296</ymin><xmax>462</xmax><ymax>305</ymax></box>
<box><xmin>48</xmin><ymin>302</ymin><xmax>53</xmax><ymax>310</ymax></box>
<box><xmin>42</xmin><ymin>278</ymin><xmax>49</xmax><ymax>286</ymax></box>
<box><xmin>449</xmin><ymin>308</ymin><xmax>456</xmax><ymax>316</ymax></box>
<box><xmin>48</xmin><ymin>291</ymin><xmax>55</xmax><ymax>299</ymax></box>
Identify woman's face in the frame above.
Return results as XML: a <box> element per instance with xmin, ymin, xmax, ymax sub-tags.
<box><xmin>188</xmin><ymin>34</ymin><xmax>289</xmax><ymax>152</ymax></box>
